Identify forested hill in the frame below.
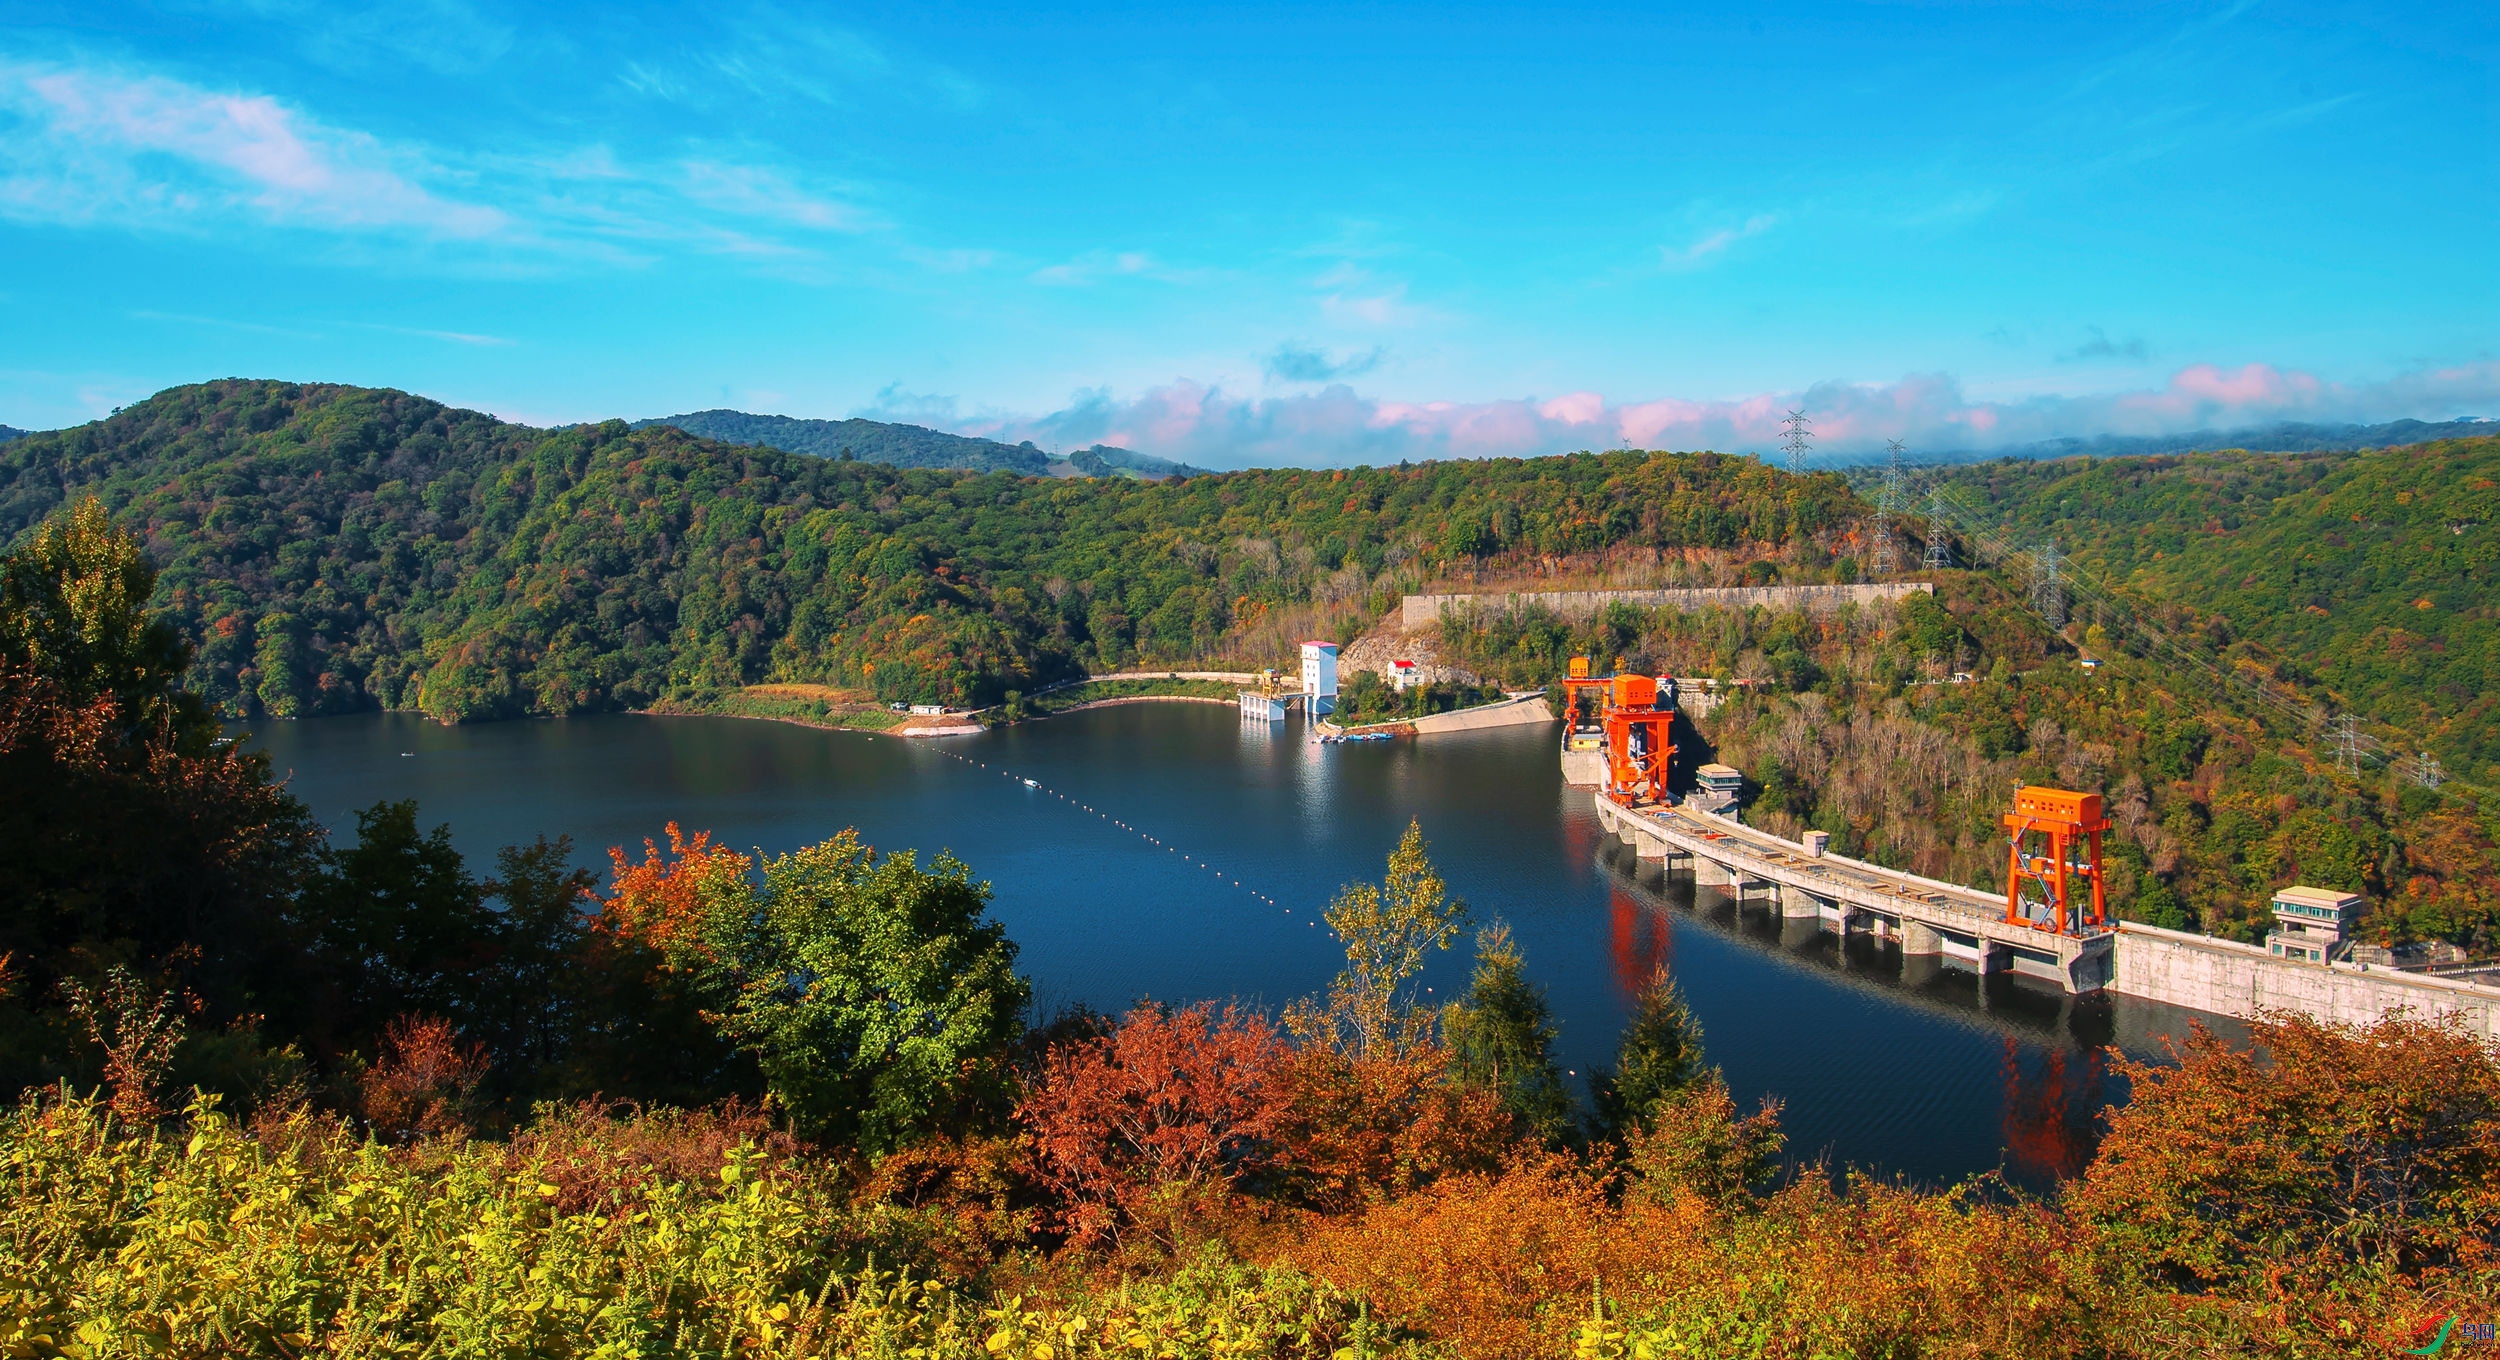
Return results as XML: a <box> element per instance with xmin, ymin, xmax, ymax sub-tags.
<box><xmin>0</xmin><ymin>379</ymin><xmax>1854</xmax><ymax>721</ymax></box>
<box><xmin>0</xmin><ymin>424</ymin><xmax>25</xmax><ymax>445</ymax></box>
<box><xmin>1942</xmin><ymin>434</ymin><xmax>2499</xmax><ymax>782</ymax></box>
<box><xmin>632</xmin><ymin>409</ymin><xmax>1053</xmax><ymax>474</ymax></box>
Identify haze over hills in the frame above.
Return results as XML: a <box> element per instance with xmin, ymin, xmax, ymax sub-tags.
<box><xmin>632</xmin><ymin>409</ymin><xmax>1213</xmax><ymax>479</ymax></box>
<box><xmin>631</xmin><ymin>409</ymin><xmax>1049</xmax><ymax>474</ymax></box>
<box><xmin>1939</xmin><ymin>416</ymin><xmax>2496</xmax><ymax>466</ymax></box>
<box><xmin>0</xmin><ymin>425</ymin><xmax>25</xmax><ymax>445</ymax></box>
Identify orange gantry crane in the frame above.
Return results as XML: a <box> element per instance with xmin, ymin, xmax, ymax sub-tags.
<box><xmin>1602</xmin><ymin>673</ymin><xmax>1673</xmax><ymax>805</ymax></box>
<box><xmin>1561</xmin><ymin>656</ymin><xmax>1613</xmax><ymax>756</ymax></box>
<box><xmin>2003</xmin><ymin>786</ymin><xmax>2109</xmax><ymax>935</ymax></box>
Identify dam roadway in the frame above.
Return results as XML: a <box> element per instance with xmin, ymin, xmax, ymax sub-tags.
<box><xmin>1594</xmin><ymin>790</ymin><xmax>2119</xmax><ymax>993</ymax></box>
<box><xmin>1597</xmin><ymin>786</ymin><xmax>2500</xmax><ymax>1036</ymax></box>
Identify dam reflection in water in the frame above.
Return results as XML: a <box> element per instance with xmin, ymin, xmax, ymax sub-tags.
<box><xmin>1588</xmin><ymin>835</ymin><xmax>2212</xmax><ymax>1186</ymax></box>
<box><xmin>241</xmin><ymin>705</ymin><xmax>2228</xmax><ymax>1192</ymax></box>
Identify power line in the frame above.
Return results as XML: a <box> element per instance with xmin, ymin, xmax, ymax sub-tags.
<box><xmin>1861</xmin><ymin>462</ymin><xmax>2484</xmax><ymax>803</ymax></box>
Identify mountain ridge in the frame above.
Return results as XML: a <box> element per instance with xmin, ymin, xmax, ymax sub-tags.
<box><xmin>632</xmin><ymin>409</ymin><xmax>1214</xmax><ymax>479</ymax></box>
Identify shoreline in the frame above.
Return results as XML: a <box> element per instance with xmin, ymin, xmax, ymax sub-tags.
<box><xmin>635</xmin><ymin>684</ymin><xmax>1245</xmax><ymax>739</ymax></box>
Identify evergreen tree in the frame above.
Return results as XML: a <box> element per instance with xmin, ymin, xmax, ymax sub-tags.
<box><xmin>1444</xmin><ymin>922</ymin><xmax>1575</xmax><ymax>1147</ymax></box>
<box><xmin>1590</xmin><ymin>965</ymin><xmax>1706</xmax><ymax>1143</ymax></box>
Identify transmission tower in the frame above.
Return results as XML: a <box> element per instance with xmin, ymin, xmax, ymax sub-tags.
<box><xmin>1780</xmin><ymin>409</ymin><xmax>1813</xmax><ymax>474</ymax></box>
<box><xmin>2329</xmin><ymin>714</ymin><xmax>2366</xmax><ymax>776</ymax></box>
<box><xmin>1923</xmin><ymin>489</ymin><xmax>1953</xmax><ymax>570</ymax></box>
<box><xmin>2029</xmin><ymin>543</ymin><xmax>2066</xmax><ymax>628</ymax></box>
<box><xmin>1869</xmin><ymin>439</ymin><xmax>1906</xmax><ymax>575</ymax></box>
<box><xmin>2406</xmin><ymin>751</ymin><xmax>2445</xmax><ymax>790</ymax></box>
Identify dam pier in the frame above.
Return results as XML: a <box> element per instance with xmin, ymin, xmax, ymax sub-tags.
<box><xmin>1594</xmin><ymin>791</ymin><xmax>2117</xmax><ymax>994</ymax></box>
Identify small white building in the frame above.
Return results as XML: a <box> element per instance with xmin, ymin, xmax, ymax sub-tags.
<box><xmin>1389</xmin><ymin>659</ymin><xmax>1419</xmax><ymax>692</ymax></box>
<box><xmin>1300</xmin><ymin>641</ymin><xmax>1339</xmax><ymax>715</ymax></box>
<box><xmin>2267</xmin><ymin>885</ymin><xmax>2364</xmax><ymax>963</ymax></box>
<box><xmin>1690</xmin><ymin>763</ymin><xmax>1743</xmax><ymax>815</ymax></box>
<box><xmin>908</xmin><ymin>703</ymin><xmax>947</xmax><ymax>716</ymax></box>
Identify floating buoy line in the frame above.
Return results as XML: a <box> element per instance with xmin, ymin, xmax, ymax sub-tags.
<box><xmin>914</xmin><ymin>744</ymin><xmax>1317</xmax><ymax>925</ymax></box>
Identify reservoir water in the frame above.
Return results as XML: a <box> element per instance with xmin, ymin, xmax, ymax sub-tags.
<box><xmin>238</xmin><ymin>702</ymin><xmax>2229</xmax><ymax>1190</ymax></box>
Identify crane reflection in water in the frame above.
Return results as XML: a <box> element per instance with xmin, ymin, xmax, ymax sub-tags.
<box><xmin>1608</xmin><ymin>885</ymin><xmax>1672</xmax><ymax>996</ymax></box>
<box><xmin>1999</xmin><ymin>1037</ymin><xmax>2113</xmax><ymax>1182</ymax></box>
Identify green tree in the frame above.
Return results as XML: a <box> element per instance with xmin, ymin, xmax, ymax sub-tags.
<box><xmin>301</xmin><ymin>801</ymin><xmax>495</xmax><ymax>1047</ymax></box>
<box><xmin>472</xmin><ymin>837</ymin><xmax>597</xmax><ymax>1081</ymax></box>
<box><xmin>689</xmin><ymin>830</ymin><xmax>1029</xmax><ymax>1152</ymax></box>
<box><xmin>0</xmin><ymin>497</ymin><xmax>210</xmax><ymax>745</ymax></box>
<box><xmin>1589</xmin><ymin>965</ymin><xmax>1706</xmax><ymax>1142</ymax></box>
<box><xmin>1443</xmin><ymin>922</ymin><xmax>1574</xmax><ymax>1148</ymax></box>
<box><xmin>1623</xmin><ymin>1073</ymin><xmax>1787</xmax><ymax>1211</ymax></box>
<box><xmin>1304</xmin><ymin>820</ymin><xmax>1468</xmax><ymax>1056</ymax></box>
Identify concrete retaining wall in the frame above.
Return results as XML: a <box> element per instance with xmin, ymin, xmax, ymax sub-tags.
<box><xmin>1404</xmin><ymin>582</ymin><xmax>1933</xmax><ymax>630</ymax></box>
<box><xmin>2114</xmin><ymin>922</ymin><xmax>2500</xmax><ymax>1038</ymax></box>
<box><xmin>1408</xmin><ymin>695</ymin><xmax>1553</xmax><ymax>734</ymax></box>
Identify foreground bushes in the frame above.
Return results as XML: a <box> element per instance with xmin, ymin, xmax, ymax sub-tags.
<box><xmin>10</xmin><ymin>1008</ymin><xmax>2500</xmax><ymax>1359</ymax></box>
<box><xmin>0</xmin><ymin>1092</ymin><xmax>1415</xmax><ymax>1359</ymax></box>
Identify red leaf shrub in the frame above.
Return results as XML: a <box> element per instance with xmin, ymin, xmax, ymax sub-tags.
<box><xmin>358</xmin><ymin>1013</ymin><xmax>488</xmax><ymax>1142</ymax></box>
<box><xmin>1019</xmin><ymin>1002</ymin><xmax>1292</xmax><ymax>1249</ymax></box>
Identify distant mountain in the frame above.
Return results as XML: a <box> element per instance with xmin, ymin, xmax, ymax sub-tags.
<box><xmin>1066</xmin><ymin>444</ymin><xmax>1215</xmax><ymax>480</ymax></box>
<box><xmin>632</xmin><ymin>409</ymin><xmax>1050</xmax><ymax>474</ymax></box>
<box><xmin>631</xmin><ymin>410</ymin><xmax>1216</xmax><ymax>480</ymax></box>
<box><xmin>0</xmin><ymin>425</ymin><xmax>27</xmax><ymax>446</ymax></box>
<box><xmin>1973</xmin><ymin>416</ymin><xmax>2496</xmax><ymax>464</ymax></box>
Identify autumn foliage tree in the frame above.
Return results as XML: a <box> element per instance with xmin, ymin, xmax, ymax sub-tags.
<box><xmin>600</xmin><ymin>822</ymin><xmax>753</xmax><ymax>953</ymax></box>
<box><xmin>1298</xmin><ymin>820</ymin><xmax>1466</xmax><ymax>1057</ymax></box>
<box><xmin>2072</xmin><ymin>1010</ymin><xmax>2500</xmax><ymax>1292</ymax></box>
<box><xmin>1020</xmin><ymin>1002</ymin><xmax>1293</xmax><ymax>1250</ymax></box>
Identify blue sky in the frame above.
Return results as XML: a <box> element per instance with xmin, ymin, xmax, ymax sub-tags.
<box><xmin>1</xmin><ymin>0</ymin><xmax>2493</xmax><ymax>464</ymax></box>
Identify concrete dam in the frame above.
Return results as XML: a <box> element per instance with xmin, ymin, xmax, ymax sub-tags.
<box><xmin>1594</xmin><ymin>788</ymin><xmax>2500</xmax><ymax>1038</ymax></box>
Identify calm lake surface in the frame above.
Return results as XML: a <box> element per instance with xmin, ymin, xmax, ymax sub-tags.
<box><xmin>238</xmin><ymin>701</ymin><xmax>2228</xmax><ymax>1189</ymax></box>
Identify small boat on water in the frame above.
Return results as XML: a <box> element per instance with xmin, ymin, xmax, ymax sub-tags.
<box><xmin>1022</xmin><ymin>777</ymin><xmax>1041</xmax><ymax>787</ymax></box>
<box><xmin>1318</xmin><ymin>731</ymin><xmax>1394</xmax><ymax>745</ymax></box>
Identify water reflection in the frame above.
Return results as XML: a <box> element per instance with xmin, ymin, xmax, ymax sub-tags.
<box><xmin>1607</xmin><ymin>887</ymin><xmax>1672</xmax><ymax>997</ymax></box>
<box><xmin>2000</xmin><ymin>1040</ymin><xmax>2113</xmax><ymax>1183</ymax></box>
<box><xmin>1588</xmin><ymin>833</ymin><xmax>2221</xmax><ymax>1188</ymax></box>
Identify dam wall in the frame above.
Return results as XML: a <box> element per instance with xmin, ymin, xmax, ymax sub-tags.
<box><xmin>2113</xmin><ymin>922</ymin><xmax>2500</xmax><ymax>1037</ymax></box>
<box><xmin>1404</xmin><ymin>582</ymin><xmax>1932</xmax><ymax>630</ymax></box>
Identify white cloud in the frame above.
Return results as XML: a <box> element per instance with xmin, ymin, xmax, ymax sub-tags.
<box><xmin>345</xmin><ymin>322</ymin><xmax>514</xmax><ymax>347</ymax></box>
<box><xmin>0</xmin><ymin>57</ymin><xmax>995</xmax><ymax>282</ymax></box>
<box><xmin>926</xmin><ymin>361</ymin><xmax>2500</xmax><ymax>469</ymax></box>
<box><xmin>1661</xmin><ymin>213</ymin><xmax>1778</xmax><ymax>268</ymax></box>
<box><xmin>676</xmin><ymin>160</ymin><xmax>873</xmax><ymax>233</ymax></box>
<box><xmin>0</xmin><ymin>60</ymin><xmax>504</xmax><ymax>237</ymax></box>
<box><xmin>1030</xmin><ymin>250</ymin><xmax>1201</xmax><ymax>287</ymax></box>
